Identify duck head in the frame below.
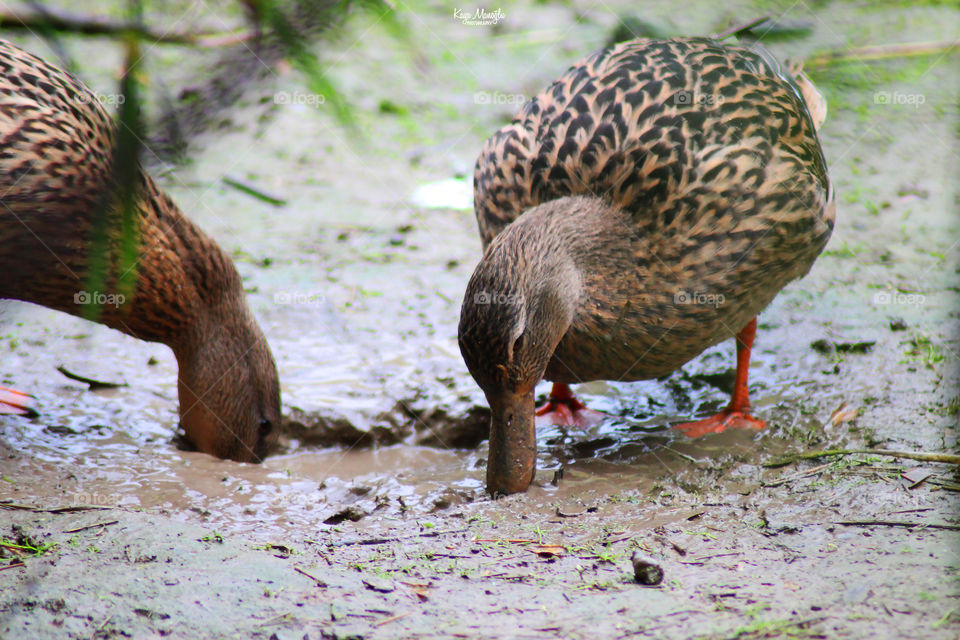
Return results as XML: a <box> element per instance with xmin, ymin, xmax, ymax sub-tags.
<box><xmin>174</xmin><ymin>303</ymin><xmax>280</xmax><ymax>463</ymax></box>
<box><xmin>458</xmin><ymin>212</ymin><xmax>581</xmax><ymax>495</ymax></box>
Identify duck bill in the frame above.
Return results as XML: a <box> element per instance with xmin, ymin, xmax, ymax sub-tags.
<box><xmin>486</xmin><ymin>390</ymin><xmax>537</xmax><ymax>495</ymax></box>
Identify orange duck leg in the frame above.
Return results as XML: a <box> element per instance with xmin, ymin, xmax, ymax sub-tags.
<box><xmin>674</xmin><ymin>318</ymin><xmax>766</xmax><ymax>438</ymax></box>
<box><xmin>0</xmin><ymin>386</ymin><xmax>37</xmax><ymax>417</ymax></box>
<box><xmin>535</xmin><ymin>382</ymin><xmax>606</xmax><ymax>427</ymax></box>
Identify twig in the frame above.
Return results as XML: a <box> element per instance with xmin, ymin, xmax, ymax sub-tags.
<box><xmin>0</xmin><ymin>503</ymin><xmax>41</xmax><ymax>511</ymax></box>
<box><xmin>257</xmin><ymin>612</ymin><xmax>295</xmax><ymax>626</ymax></box>
<box><xmin>761</xmin><ymin>462</ymin><xmax>832</xmax><ymax>487</ymax></box>
<box><xmin>806</xmin><ymin>40</ymin><xmax>960</xmax><ymax>67</ymax></box>
<box><xmin>764</xmin><ymin>449</ymin><xmax>960</xmax><ymax>468</ymax></box>
<box><xmin>477</xmin><ymin>554</ymin><xmax>522</xmax><ymax>565</ymax></box>
<box><xmin>837</xmin><ymin>521</ymin><xmax>960</xmax><ymax>531</ymax></box>
<box><xmin>47</xmin><ymin>505</ymin><xmax>113</xmax><ymax>513</ymax></box>
<box><xmin>486</xmin><ymin>573</ymin><xmax>532</xmax><ymax>582</ymax></box>
<box><xmin>927</xmin><ymin>478</ymin><xmax>960</xmax><ymax>492</ymax></box>
<box><xmin>679</xmin><ymin>552</ymin><xmax>740</xmax><ymax>565</ymax></box>
<box><xmin>314</xmin><ymin>548</ymin><xmax>334</xmax><ymax>566</ymax></box>
<box><xmin>661</xmin><ymin>446</ymin><xmax>699</xmax><ymax>464</ymax></box>
<box><xmin>867</xmin><ymin>449</ymin><xmax>960</xmax><ymax>463</ymax></box>
<box><xmin>374</xmin><ymin>611</ymin><xmax>412</xmax><ymax>627</ymax></box>
<box><xmin>655</xmin><ymin>535</ymin><xmax>687</xmax><ymax>556</ymax></box>
<box><xmin>472</xmin><ymin>538</ymin><xmax>537</xmax><ymax>544</ymax></box>
<box><xmin>324</xmin><ymin>528</ymin><xmax>468</xmax><ymax>548</ymax></box>
<box><xmin>1</xmin><ymin>503</ymin><xmax>112</xmax><ymax>513</ymax></box>
<box><xmin>0</xmin><ymin>6</ymin><xmax>251</xmax><ymax>47</ymax></box>
<box><xmin>525</xmin><ymin>545</ymin><xmax>566</xmax><ymax>558</ymax></box>
<box><xmin>695</xmin><ymin>552</ymin><xmax>741</xmax><ymax>561</ymax></box>
<box><xmin>293</xmin><ymin>566</ymin><xmax>327</xmax><ymax>588</ymax></box>
<box><xmin>222</xmin><ymin>176</ymin><xmax>288</xmax><ymax>207</ymax></box>
<box><xmin>0</xmin><ymin>562</ymin><xmax>25</xmax><ymax>572</ymax></box>
<box><xmin>57</xmin><ymin>365</ymin><xmax>126</xmax><ymax>389</ymax></box>
<box><xmin>607</xmin><ymin>532</ymin><xmax>644</xmax><ymax>545</ymax></box>
<box><xmin>63</xmin><ymin>520</ymin><xmax>119</xmax><ymax>534</ymax></box>
<box><xmin>94</xmin><ymin>615</ymin><xmax>113</xmax><ymax>636</ymax></box>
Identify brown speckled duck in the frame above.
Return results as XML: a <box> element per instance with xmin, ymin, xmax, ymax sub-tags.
<box><xmin>0</xmin><ymin>40</ymin><xmax>280</xmax><ymax>462</ymax></box>
<box><xmin>458</xmin><ymin>37</ymin><xmax>835</xmax><ymax>495</ymax></box>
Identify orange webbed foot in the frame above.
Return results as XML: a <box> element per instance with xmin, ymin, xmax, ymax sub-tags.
<box><xmin>675</xmin><ymin>317</ymin><xmax>766</xmax><ymax>438</ymax></box>
<box><xmin>535</xmin><ymin>383</ymin><xmax>606</xmax><ymax>427</ymax></box>
<box><xmin>0</xmin><ymin>387</ymin><xmax>38</xmax><ymax>417</ymax></box>
<box><xmin>673</xmin><ymin>409</ymin><xmax>765</xmax><ymax>438</ymax></box>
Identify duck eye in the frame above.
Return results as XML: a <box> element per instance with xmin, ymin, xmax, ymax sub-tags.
<box><xmin>259</xmin><ymin>417</ymin><xmax>273</xmax><ymax>436</ymax></box>
<box><xmin>509</xmin><ymin>333</ymin><xmax>524</xmax><ymax>362</ymax></box>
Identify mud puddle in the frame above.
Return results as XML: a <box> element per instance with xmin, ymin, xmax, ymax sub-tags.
<box><xmin>2</xmin><ymin>268</ymin><xmax>813</xmax><ymax>538</ymax></box>
<box><xmin>0</xmin><ymin>340</ymin><xmax>790</xmax><ymax>538</ymax></box>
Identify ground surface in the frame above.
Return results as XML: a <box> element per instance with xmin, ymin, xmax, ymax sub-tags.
<box><xmin>1</xmin><ymin>0</ymin><xmax>958</xmax><ymax>638</ymax></box>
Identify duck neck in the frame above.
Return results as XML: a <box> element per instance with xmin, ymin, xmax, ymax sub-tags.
<box><xmin>124</xmin><ymin>178</ymin><xmax>248</xmax><ymax>351</ymax></box>
<box><xmin>486</xmin><ymin>198</ymin><xmax>591</xmax><ymax>382</ymax></box>
<box><xmin>517</xmin><ymin>246</ymin><xmax>581</xmax><ymax>377</ymax></box>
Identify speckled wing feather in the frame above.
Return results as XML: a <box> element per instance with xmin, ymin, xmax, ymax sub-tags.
<box><xmin>473</xmin><ymin>37</ymin><xmax>833</xmax><ymax>248</ymax></box>
<box><xmin>0</xmin><ymin>40</ymin><xmax>116</xmax><ymax>216</ymax></box>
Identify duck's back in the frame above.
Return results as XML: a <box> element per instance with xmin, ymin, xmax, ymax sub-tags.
<box><xmin>474</xmin><ymin>38</ymin><xmax>836</xmax><ymax>382</ymax></box>
<box><xmin>473</xmin><ymin>37</ymin><xmax>834</xmax><ymax>250</ymax></box>
<box><xmin>0</xmin><ymin>40</ymin><xmax>116</xmax><ymax>217</ymax></box>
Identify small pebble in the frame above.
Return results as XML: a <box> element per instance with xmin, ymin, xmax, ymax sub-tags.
<box><xmin>631</xmin><ymin>551</ymin><xmax>664</xmax><ymax>585</ymax></box>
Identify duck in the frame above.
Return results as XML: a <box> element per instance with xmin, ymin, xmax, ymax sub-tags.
<box><xmin>0</xmin><ymin>39</ymin><xmax>280</xmax><ymax>462</ymax></box>
<box><xmin>458</xmin><ymin>37</ymin><xmax>835</xmax><ymax>495</ymax></box>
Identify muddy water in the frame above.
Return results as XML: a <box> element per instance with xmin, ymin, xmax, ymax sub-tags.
<box><xmin>1</xmin><ymin>286</ymin><xmax>809</xmax><ymax>538</ymax></box>
<box><xmin>0</xmin><ymin>259</ymin><xmax>811</xmax><ymax>536</ymax></box>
